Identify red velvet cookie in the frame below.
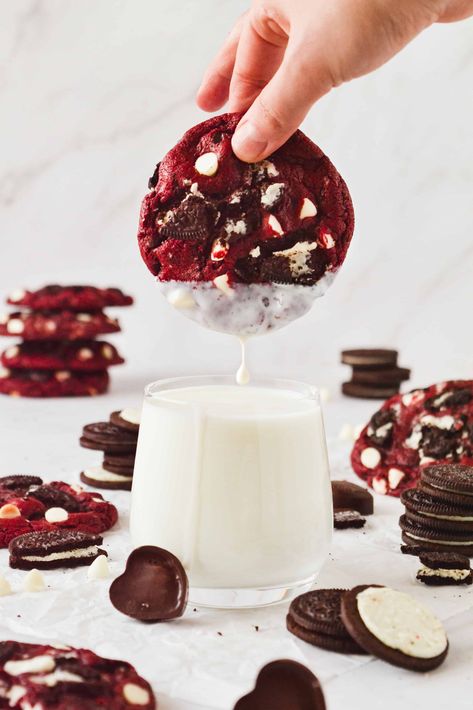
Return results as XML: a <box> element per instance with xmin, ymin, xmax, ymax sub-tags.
<box><xmin>1</xmin><ymin>340</ymin><xmax>124</xmax><ymax>371</ymax></box>
<box><xmin>0</xmin><ymin>476</ymin><xmax>118</xmax><ymax>546</ymax></box>
<box><xmin>0</xmin><ymin>310</ymin><xmax>120</xmax><ymax>341</ymax></box>
<box><xmin>138</xmin><ymin>112</ymin><xmax>354</xmax><ymax>287</ymax></box>
<box><xmin>0</xmin><ymin>369</ymin><xmax>109</xmax><ymax>397</ymax></box>
<box><xmin>0</xmin><ymin>640</ymin><xmax>155</xmax><ymax>709</ymax></box>
<box><xmin>351</xmin><ymin>380</ymin><xmax>473</xmax><ymax>497</ymax></box>
<box><xmin>7</xmin><ymin>284</ymin><xmax>133</xmax><ymax>311</ymax></box>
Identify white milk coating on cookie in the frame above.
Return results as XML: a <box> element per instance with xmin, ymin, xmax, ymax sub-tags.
<box><xmin>120</xmin><ymin>407</ymin><xmax>141</xmax><ymax>425</ymax></box>
<box><xmin>418</xmin><ymin>566</ymin><xmax>470</xmax><ymax>580</ymax></box>
<box><xmin>360</xmin><ymin>447</ymin><xmax>381</xmax><ymax>469</ymax></box>
<box><xmin>84</xmin><ymin>466</ymin><xmax>133</xmax><ymax>483</ymax></box>
<box><xmin>356</xmin><ymin>587</ymin><xmax>447</xmax><ymax>659</ymax></box>
<box><xmin>22</xmin><ymin>546</ymin><xmax>100</xmax><ymax>563</ymax></box>
<box><xmin>5</xmin><ymin>655</ymin><xmax>56</xmax><ymax>676</ymax></box>
<box><xmin>122</xmin><ymin>683</ymin><xmax>151</xmax><ymax>705</ymax></box>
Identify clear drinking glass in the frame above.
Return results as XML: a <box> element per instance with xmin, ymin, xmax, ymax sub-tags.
<box><xmin>130</xmin><ymin>375</ymin><xmax>333</xmax><ymax>609</ymax></box>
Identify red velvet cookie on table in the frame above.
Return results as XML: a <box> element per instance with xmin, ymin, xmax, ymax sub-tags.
<box><xmin>0</xmin><ymin>640</ymin><xmax>155</xmax><ymax>709</ymax></box>
<box><xmin>1</xmin><ymin>340</ymin><xmax>124</xmax><ymax>371</ymax></box>
<box><xmin>351</xmin><ymin>380</ymin><xmax>473</xmax><ymax>497</ymax></box>
<box><xmin>0</xmin><ymin>475</ymin><xmax>118</xmax><ymax>547</ymax></box>
<box><xmin>0</xmin><ymin>369</ymin><xmax>109</xmax><ymax>397</ymax></box>
<box><xmin>0</xmin><ymin>310</ymin><xmax>120</xmax><ymax>341</ymax></box>
<box><xmin>7</xmin><ymin>284</ymin><xmax>133</xmax><ymax>311</ymax></box>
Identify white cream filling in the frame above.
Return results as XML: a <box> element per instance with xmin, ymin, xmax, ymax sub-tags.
<box><xmin>120</xmin><ymin>407</ymin><xmax>141</xmax><ymax>425</ymax></box>
<box><xmin>422</xmin><ymin>510</ymin><xmax>473</xmax><ymax>522</ymax></box>
<box><xmin>428</xmin><ymin>481</ymin><xmax>473</xmax><ymax>498</ymax></box>
<box><xmin>357</xmin><ymin>587</ymin><xmax>447</xmax><ymax>659</ymax></box>
<box><xmin>84</xmin><ymin>466</ymin><xmax>132</xmax><ymax>483</ymax></box>
<box><xmin>405</xmin><ymin>532</ymin><xmax>473</xmax><ymax>546</ymax></box>
<box><xmin>418</xmin><ymin>566</ymin><xmax>470</xmax><ymax>580</ymax></box>
<box><xmin>22</xmin><ymin>546</ymin><xmax>99</xmax><ymax>562</ymax></box>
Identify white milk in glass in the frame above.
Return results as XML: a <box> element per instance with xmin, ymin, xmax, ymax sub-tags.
<box><xmin>130</xmin><ymin>376</ymin><xmax>332</xmax><ymax>607</ymax></box>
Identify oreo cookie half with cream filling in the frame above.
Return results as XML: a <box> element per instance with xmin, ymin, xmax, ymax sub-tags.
<box><xmin>110</xmin><ymin>408</ymin><xmax>141</xmax><ymax>433</ymax></box>
<box><xmin>81</xmin><ymin>466</ymin><xmax>133</xmax><ymax>491</ymax></box>
<box><xmin>399</xmin><ymin>514</ymin><xmax>473</xmax><ymax>555</ymax></box>
<box><xmin>138</xmin><ymin>113</ymin><xmax>354</xmax><ymax>336</ymax></box>
<box><xmin>416</xmin><ymin>551</ymin><xmax>472</xmax><ymax>586</ymax></box>
<box><xmin>9</xmin><ymin>530</ymin><xmax>106</xmax><ymax>570</ymax></box>
<box><xmin>341</xmin><ymin>585</ymin><xmax>448</xmax><ymax>672</ymax></box>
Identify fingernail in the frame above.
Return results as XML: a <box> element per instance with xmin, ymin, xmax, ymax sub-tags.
<box><xmin>232</xmin><ymin>122</ymin><xmax>268</xmax><ymax>162</ymax></box>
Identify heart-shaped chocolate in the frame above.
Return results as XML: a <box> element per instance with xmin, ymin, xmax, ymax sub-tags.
<box><xmin>234</xmin><ymin>660</ymin><xmax>326</xmax><ymax>710</ymax></box>
<box><xmin>109</xmin><ymin>545</ymin><xmax>188</xmax><ymax>622</ymax></box>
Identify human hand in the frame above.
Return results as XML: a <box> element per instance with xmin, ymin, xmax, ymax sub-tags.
<box><xmin>197</xmin><ymin>0</ymin><xmax>473</xmax><ymax>161</ymax></box>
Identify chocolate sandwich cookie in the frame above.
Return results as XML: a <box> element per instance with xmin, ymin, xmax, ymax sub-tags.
<box><xmin>233</xmin><ymin>660</ymin><xmax>326</xmax><ymax>710</ymax></box>
<box><xmin>421</xmin><ymin>463</ymin><xmax>473</xmax><ymax>497</ymax></box>
<box><xmin>286</xmin><ymin>589</ymin><xmax>366</xmax><ymax>654</ymax></box>
<box><xmin>331</xmin><ymin>480</ymin><xmax>373</xmax><ymax>515</ymax></box>
<box><xmin>9</xmin><ymin>530</ymin><xmax>106</xmax><ymax>570</ymax></box>
<box><xmin>7</xmin><ymin>284</ymin><xmax>133</xmax><ymax>311</ymax></box>
<box><xmin>0</xmin><ymin>640</ymin><xmax>155</xmax><ymax>709</ymax></box>
<box><xmin>1</xmin><ymin>340</ymin><xmax>124</xmax><ymax>371</ymax></box>
<box><xmin>342</xmin><ymin>382</ymin><xmax>400</xmax><ymax>400</ymax></box>
<box><xmin>418</xmin><ymin>480</ymin><xmax>473</xmax><ymax>508</ymax></box>
<box><xmin>351</xmin><ymin>379</ymin><xmax>473</xmax><ymax>496</ymax></box>
<box><xmin>110</xmin><ymin>408</ymin><xmax>141</xmax><ymax>433</ymax></box>
<box><xmin>401</xmin><ymin>488</ymin><xmax>473</xmax><ymax>532</ymax></box>
<box><xmin>333</xmin><ymin>510</ymin><xmax>366</xmax><ymax>529</ymax></box>
<box><xmin>0</xmin><ymin>369</ymin><xmax>109</xmax><ymax>398</ymax></box>
<box><xmin>0</xmin><ymin>310</ymin><xmax>120</xmax><ymax>341</ymax></box>
<box><xmin>341</xmin><ymin>585</ymin><xmax>448</xmax><ymax>672</ymax></box>
<box><xmin>138</xmin><ymin>112</ymin><xmax>354</xmax><ymax>288</ymax></box>
<box><xmin>399</xmin><ymin>515</ymin><xmax>473</xmax><ymax>556</ymax></box>
<box><xmin>351</xmin><ymin>366</ymin><xmax>411</xmax><ymax>385</ymax></box>
<box><xmin>81</xmin><ymin>466</ymin><xmax>133</xmax><ymax>491</ymax></box>
<box><xmin>80</xmin><ymin>422</ymin><xmax>138</xmax><ymax>454</ymax></box>
<box><xmin>103</xmin><ymin>452</ymin><xmax>136</xmax><ymax>472</ymax></box>
<box><xmin>416</xmin><ymin>551</ymin><xmax>472</xmax><ymax>586</ymax></box>
<box><xmin>341</xmin><ymin>349</ymin><xmax>398</xmax><ymax>369</ymax></box>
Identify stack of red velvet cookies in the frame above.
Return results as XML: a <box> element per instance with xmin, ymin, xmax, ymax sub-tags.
<box><xmin>0</xmin><ymin>285</ymin><xmax>133</xmax><ymax>397</ymax></box>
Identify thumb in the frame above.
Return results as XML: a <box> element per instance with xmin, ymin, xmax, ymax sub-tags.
<box><xmin>231</xmin><ymin>42</ymin><xmax>334</xmax><ymax>162</ymax></box>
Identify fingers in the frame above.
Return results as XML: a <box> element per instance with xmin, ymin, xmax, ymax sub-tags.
<box><xmin>232</xmin><ymin>41</ymin><xmax>334</xmax><ymax>162</ymax></box>
<box><xmin>196</xmin><ymin>15</ymin><xmax>245</xmax><ymax>112</ymax></box>
<box><xmin>227</xmin><ymin>20</ymin><xmax>287</xmax><ymax>113</ymax></box>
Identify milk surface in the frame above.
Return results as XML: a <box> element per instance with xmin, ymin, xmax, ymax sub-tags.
<box><xmin>130</xmin><ymin>384</ymin><xmax>332</xmax><ymax>589</ymax></box>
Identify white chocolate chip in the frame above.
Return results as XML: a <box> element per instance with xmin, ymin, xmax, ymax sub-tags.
<box><xmin>0</xmin><ymin>367</ymin><xmax>10</xmax><ymax>379</ymax></box>
<box><xmin>6</xmin><ymin>319</ymin><xmax>24</xmax><ymax>335</ymax></box>
<box><xmin>194</xmin><ymin>152</ymin><xmax>219</xmax><ymax>176</ymax></box>
<box><xmin>224</xmin><ymin>219</ymin><xmax>246</xmax><ymax>236</ymax></box>
<box><xmin>8</xmin><ymin>289</ymin><xmax>26</xmax><ymax>303</ymax></box>
<box><xmin>388</xmin><ymin>468</ymin><xmax>405</xmax><ymax>490</ymax></box>
<box><xmin>5</xmin><ymin>655</ymin><xmax>55</xmax><ymax>676</ymax></box>
<box><xmin>213</xmin><ymin>274</ymin><xmax>233</xmax><ymax>297</ymax></box>
<box><xmin>319</xmin><ymin>230</ymin><xmax>335</xmax><ymax>249</ymax></box>
<box><xmin>372</xmin><ymin>477</ymin><xmax>388</xmax><ymax>495</ymax></box>
<box><xmin>338</xmin><ymin>423</ymin><xmax>355</xmax><ymax>441</ymax></box>
<box><xmin>87</xmin><ymin>554</ymin><xmax>110</xmax><ymax>580</ymax></box>
<box><xmin>77</xmin><ymin>313</ymin><xmax>92</xmax><ymax>322</ymax></box>
<box><xmin>261</xmin><ymin>182</ymin><xmax>284</xmax><ymax>207</ymax></box>
<box><xmin>267</xmin><ymin>214</ymin><xmax>284</xmax><ymax>235</ymax></box>
<box><xmin>249</xmin><ymin>246</ymin><xmax>261</xmax><ymax>258</ymax></box>
<box><xmin>122</xmin><ymin>683</ymin><xmax>150</xmax><ymax>706</ymax></box>
<box><xmin>0</xmin><ymin>314</ymin><xmax>8</xmax><ymax>324</ymax></box>
<box><xmin>7</xmin><ymin>686</ymin><xmax>26</xmax><ymax>704</ymax></box>
<box><xmin>24</xmin><ymin>569</ymin><xmax>46</xmax><ymax>593</ymax></box>
<box><xmin>189</xmin><ymin>182</ymin><xmax>203</xmax><ymax>197</ymax></box>
<box><xmin>167</xmin><ymin>288</ymin><xmax>196</xmax><ymax>309</ymax></box>
<box><xmin>70</xmin><ymin>484</ymin><xmax>83</xmax><ymax>494</ymax></box>
<box><xmin>4</xmin><ymin>346</ymin><xmax>19</xmax><ymax>359</ymax></box>
<box><xmin>0</xmin><ymin>574</ymin><xmax>12</xmax><ymax>596</ymax></box>
<box><xmin>101</xmin><ymin>345</ymin><xmax>114</xmax><ymax>360</ymax></box>
<box><xmin>45</xmin><ymin>320</ymin><xmax>57</xmax><ymax>333</ymax></box>
<box><xmin>55</xmin><ymin>371</ymin><xmax>71</xmax><ymax>382</ymax></box>
<box><xmin>0</xmin><ymin>504</ymin><xmax>20</xmax><ymax>519</ymax></box>
<box><xmin>319</xmin><ymin>387</ymin><xmax>331</xmax><ymax>403</ymax></box>
<box><xmin>78</xmin><ymin>348</ymin><xmax>94</xmax><ymax>361</ymax></box>
<box><xmin>210</xmin><ymin>239</ymin><xmax>229</xmax><ymax>262</ymax></box>
<box><xmin>299</xmin><ymin>197</ymin><xmax>317</xmax><ymax>219</ymax></box>
<box><xmin>45</xmin><ymin>507</ymin><xmax>69</xmax><ymax>523</ymax></box>
<box><xmin>360</xmin><ymin>447</ymin><xmax>381</xmax><ymax>469</ymax></box>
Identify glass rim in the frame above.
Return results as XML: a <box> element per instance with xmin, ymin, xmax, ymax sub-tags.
<box><xmin>144</xmin><ymin>374</ymin><xmax>320</xmax><ymax>403</ymax></box>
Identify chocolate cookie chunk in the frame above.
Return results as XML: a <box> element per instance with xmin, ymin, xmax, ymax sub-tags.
<box><xmin>80</xmin><ymin>422</ymin><xmax>138</xmax><ymax>454</ymax></box>
<box><xmin>138</xmin><ymin>112</ymin><xmax>354</xmax><ymax>288</ymax></box>
<box><xmin>416</xmin><ymin>551</ymin><xmax>472</xmax><ymax>586</ymax></box>
<box><xmin>0</xmin><ymin>369</ymin><xmax>109</xmax><ymax>398</ymax></box>
<box><xmin>7</xmin><ymin>284</ymin><xmax>133</xmax><ymax>311</ymax></box>
<box><xmin>331</xmin><ymin>481</ymin><xmax>373</xmax><ymax>515</ymax></box>
<box><xmin>341</xmin><ymin>585</ymin><xmax>448</xmax><ymax>672</ymax></box>
<box><xmin>334</xmin><ymin>510</ymin><xmax>366</xmax><ymax>529</ymax></box>
<box><xmin>9</xmin><ymin>530</ymin><xmax>106</xmax><ymax>570</ymax></box>
<box><xmin>0</xmin><ymin>311</ymin><xmax>120</xmax><ymax>341</ymax></box>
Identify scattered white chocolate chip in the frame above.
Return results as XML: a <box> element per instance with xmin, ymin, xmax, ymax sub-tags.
<box><xmin>8</xmin><ymin>289</ymin><xmax>26</xmax><ymax>303</ymax></box>
<box><xmin>6</xmin><ymin>319</ymin><xmax>24</xmax><ymax>335</ymax></box>
<box><xmin>267</xmin><ymin>214</ymin><xmax>284</xmax><ymax>235</ymax></box>
<box><xmin>101</xmin><ymin>345</ymin><xmax>114</xmax><ymax>360</ymax></box>
<box><xmin>261</xmin><ymin>182</ymin><xmax>284</xmax><ymax>207</ymax></box>
<box><xmin>249</xmin><ymin>246</ymin><xmax>261</xmax><ymax>258</ymax></box>
<box><xmin>7</xmin><ymin>686</ymin><xmax>26</xmax><ymax>704</ymax></box>
<box><xmin>388</xmin><ymin>468</ymin><xmax>405</xmax><ymax>490</ymax></box>
<box><xmin>4</xmin><ymin>346</ymin><xmax>19</xmax><ymax>359</ymax></box>
<box><xmin>194</xmin><ymin>152</ymin><xmax>219</xmax><ymax>176</ymax></box>
<box><xmin>189</xmin><ymin>182</ymin><xmax>203</xmax><ymax>197</ymax></box>
<box><xmin>319</xmin><ymin>387</ymin><xmax>331</xmax><ymax>403</ymax></box>
<box><xmin>213</xmin><ymin>274</ymin><xmax>233</xmax><ymax>297</ymax></box>
<box><xmin>24</xmin><ymin>569</ymin><xmax>46</xmax><ymax>592</ymax></box>
<box><xmin>319</xmin><ymin>229</ymin><xmax>335</xmax><ymax>249</ymax></box>
<box><xmin>45</xmin><ymin>321</ymin><xmax>57</xmax><ymax>333</ymax></box>
<box><xmin>167</xmin><ymin>288</ymin><xmax>196</xmax><ymax>309</ymax></box>
<box><xmin>299</xmin><ymin>197</ymin><xmax>317</xmax><ymax>219</ymax></box>
<box><xmin>45</xmin><ymin>507</ymin><xmax>69</xmax><ymax>523</ymax></box>
<box><xmin>210</xmin><ymin>239</ymin><xmax>229</xmax><ymax>262</ymax></box>
<box><xmin>87</xmin><ymin>554</ymin><xmax>110</xmax><ymax>580</ymax></box>
<box><xmin>0</xmin><ymin>574</ymin><xmax>12</xmax><ymax>596</ymax></box>
<box><xmin>70</xmin><ymin>484</ymin><xmax>83</xmax><ymax>494</ymax></box>
<box><xmin>77</xmin><ymin>313</ymin><xmax>92</xmax><ymax>322</ymax></box>
<box><xmin>338</xmin><ymin>423</ymin><xmax>355</xmax><ymax>441</ymax></box>
<box><xmin>372</xmin><ymin>477</ymin><xmax>388</xmax><ymax>495</ymax></box>
<box><xmin>122</xmin><ymin>683</ymin><xmax>151</xmax><ymax>706</ymax></box>
<box><xmin>55</xmin><ymin>371</ymin><xmax>71</xmax><ymax>382</ymax></box>
<box><xmin>0</xmin><ymin>367</ymin><xmax>10</xmax><ymax>379</ymax></box>
<box><xmin>360</xmin><ymin>447</ymin><xmax>381</xmax><ymax>469</ymax></box>
<box><xmin>0</xmin><ymin>504</ymin><xmax>21</xmax><ymax>519</ymax></box>
<box><xmin>120</xmin><ymin>408</ymin><xmax>141</xmax><ymax>425</ymax></box>
<box><xmin>78</xmin><ymin>348</ymin><xmax>94</xmax><ymax>361</ymax></box>
<box><xmin>5</xmin><ymin>655</ymin><xmax>55</xmax><ymax>676</ymax></box>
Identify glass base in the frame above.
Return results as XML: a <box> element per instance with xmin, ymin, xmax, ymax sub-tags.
<box><xmin>189</xmin><ymin>574</ymin><xmax>317</xmax><ymax>609</ymax></box>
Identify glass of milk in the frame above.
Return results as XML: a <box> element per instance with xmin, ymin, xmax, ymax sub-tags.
<box><xmin>130</xmin><ymin>375</ymin><xmax>333</xmax><ymax>608</ymax></box>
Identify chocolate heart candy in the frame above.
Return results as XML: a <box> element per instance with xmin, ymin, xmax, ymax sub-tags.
<box><xmin>109</xmin><ymin>546</ymin><xmax>188</xmax><ymax>622</ymax></box>
<box><xmin>234</xmin><ymin>660</ymin><xmax>326</xmax><ymax>710</ymax></box>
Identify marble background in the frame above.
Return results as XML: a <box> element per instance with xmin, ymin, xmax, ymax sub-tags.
<box><xmin>1</xmin><ymin>0</ymin><xmax>472</xmax><ymax>393</ymax></box>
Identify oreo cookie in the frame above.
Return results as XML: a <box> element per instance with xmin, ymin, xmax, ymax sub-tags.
<box><xmin>342</xmin><ymin>382</ymin><xmax>400</xmax><ymax>400</ymax></box>
<box><xmin>286</xmin><ymin>589</ymin><xmax>366</xmax><ymax>654</ymax></box>
<box><xmin>9</xmin><ymin>530</ymin><xmax>106</xmax><ymax>570</ymax></box>
<box><xmin>416</xmin><ymin>551</ymin><xmax>472</xmax><ymax>586</ymax></box>
<box><xmin>81</xmin><ymin>466</ymin><xmax>133</xmax><ymax>492</ymax></box>
<box><xmin>401</xmin><ymin>488</ymin><xmax>473</xmax><ymax>532</ymax></box>
<box><xmin>421</xmin><ymin>463</ymin><xmax>473</xmax><ymax>497</ymax></box>
<box><xmin>109</xmin><ymin>408</ymin><xmax>141</xmax><ymax>433</ymax></box>
<box><xmin>80</xmin><ymin>422</ymin><xmax>138</xmax><ymax>454</ymax></box>
<box><xmin>399</xmin><ymin>514</ymin><xmax>473</xmax><ymax>556</ymax></box>
<box><xmin>333</xmin><ymin>510</ymin><xmax>366</xmax><ymax>529</ymax></box>
<box><xmin>351</xmin><ymin>366</ymin><xmax>411</xmax><ymax>385</ymax></box>
<box><xmin>341</xmin><ymin>349</ymin><xmax>398</xmax><ymax>369</ymax></box>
